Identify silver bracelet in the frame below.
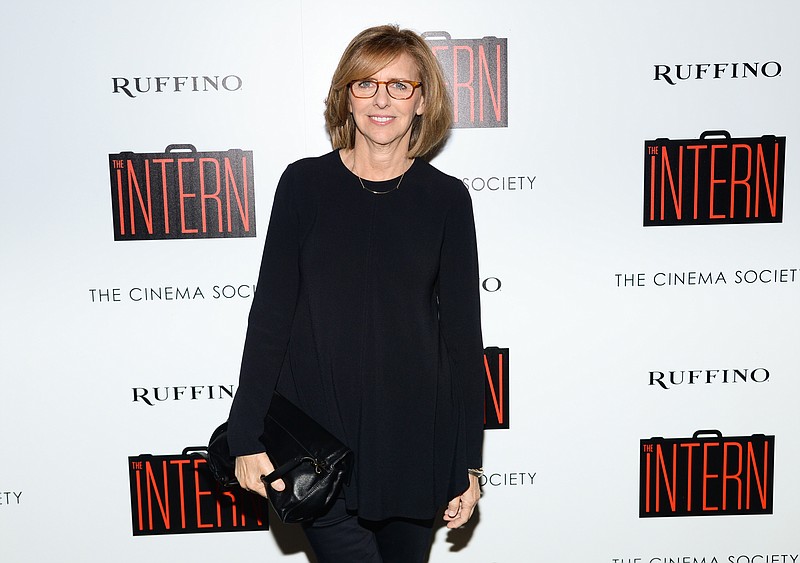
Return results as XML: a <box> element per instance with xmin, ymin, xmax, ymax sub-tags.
<box><xmin>467</xmin><ymin>467</ymin><xmax>484</xmax><ymax>478</ymax></box>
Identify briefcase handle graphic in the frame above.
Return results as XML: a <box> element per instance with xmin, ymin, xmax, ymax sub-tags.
<box><xmin>422</xmin><ymin>31</ymin><xmax>503</xmax><ymax>42</ymax></box>
<box><xmin>164</xmin><ymin>143</ymin><xmax>198</xmax><ymax>153</ymax></box>
<box><xmin>652</xmin><ymin>130</ymin><xmax>782</xmax><ymax>143</ymax></box>
<box><xmin>647</xmin><ymin>430</ymin><xmax>769</xmax><ymax>440</ymax></box>
<box><xmin>695</xmin><ymin>130</ymin><xmax>778</xmax><ymax>142</ymax></box>
<box><xmin>691</xmin><ymin>429</ymin><xmax>723</xmax><ymax>439</ymax></box>
<box><xmin>422</xmin><ymin>31</ymin><xmax>452</xmax><ymax>41</ymax></box>
<box><xmin>698</xmin><ymin>130</ymin><xmax>731</xmax><ymax>141</ymax></box>
<box><xmin>646</xmin><ymin>430</ymin><xmax>724</xmax><ymax>440</ymax></box>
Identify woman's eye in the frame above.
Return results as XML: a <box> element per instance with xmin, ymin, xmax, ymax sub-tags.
<box><xmin>356</xmin><ymin>81</ymin><xmax>374</xmax><ymax>89</ymax></box>
<box><xmin>389</xmin><ymin>81</ymin><xmax>409</xmax><ymax>91</ymax></box>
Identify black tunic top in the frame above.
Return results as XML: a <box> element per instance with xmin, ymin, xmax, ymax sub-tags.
<box><xmin>228</xmin><ymin>150</ymin><xmax>484</xmax><ymax>521</ymax></box>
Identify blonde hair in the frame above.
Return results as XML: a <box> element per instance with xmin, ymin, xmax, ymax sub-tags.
<box><xmin>324</xmin><ymin>25</ymin><xmax>452</xmax><ymax>158</ymax></box>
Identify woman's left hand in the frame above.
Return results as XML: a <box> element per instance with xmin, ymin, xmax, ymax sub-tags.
<box><xmin>443</xmin><ymin>473</ymin><xmax>480</xmax><ymax>528</ymax></box>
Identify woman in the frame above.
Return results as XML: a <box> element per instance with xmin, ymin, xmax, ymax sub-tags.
<box><xmin>228</xmin><ymin>24</ymin><xmax>485</xmax><ymax>562</ymax></box>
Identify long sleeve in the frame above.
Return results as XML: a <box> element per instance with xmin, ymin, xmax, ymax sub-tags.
<box><xmin>224</xmin><ymin>151</ymin><xmax>484</xmax><ymax>519</ymax></box>
<box><xmin>227</xmin><ymin>165</ymin><xmax>301</xmax><ymax>456</ymax></box>
<box><xmin>437</xmin><ymin>185</ymin><xmax>485</xmax><ymax>469</ymax></box>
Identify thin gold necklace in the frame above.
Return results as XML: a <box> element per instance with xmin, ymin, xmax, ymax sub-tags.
<box><xmin>352</xmin><ymin>154</ymin><xmax>408</xmax><ymax>195</ymax></box>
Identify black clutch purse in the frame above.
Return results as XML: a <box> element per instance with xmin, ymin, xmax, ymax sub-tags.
<box><xmin>202</xmin><ymin>392</ymin><xmax>353</xmax><ymax>524</ymax></box>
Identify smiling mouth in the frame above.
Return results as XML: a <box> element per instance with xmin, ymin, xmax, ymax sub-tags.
<box><xmin>369</xmin><ymin>116</ymin><xmax>394</xmax><ymax>124</ymax></box>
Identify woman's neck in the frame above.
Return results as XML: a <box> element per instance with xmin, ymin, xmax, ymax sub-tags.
<box><xmin>342</xmin><ymin>143</ymin><xmax>413</xmax><ymax>181</ymax></box>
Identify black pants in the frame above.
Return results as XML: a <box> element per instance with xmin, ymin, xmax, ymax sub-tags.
<box><xmin>302</xmin><ymin>498</ymin><xmax>435</xmax><ymax>563</ymax></box>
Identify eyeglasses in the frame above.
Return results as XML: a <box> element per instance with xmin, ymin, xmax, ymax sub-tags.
<box><xmin>348</xmin><ymin>79</ymin><xmax>423</xmax><ymax>100</ymax></box>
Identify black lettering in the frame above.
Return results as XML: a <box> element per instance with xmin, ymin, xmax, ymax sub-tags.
<box><xmin>222</xmin><ymin>75</ymin><xmax>243</xmax><ymax>91</ymax></box>
<box><xmin>173</xmin><ymin>76</ymin><xmax>188</xmax><ymax>92</ymax></box>
<box><xmin>133</xmin><ymin>387</ymin><xmax>154</xmax><ymax>406</ymax></box>
<box><xmin>203</xmin><ymin>76</ymin><xmax>219</xmax><ymax>92</ymax></box>
<box><xmin>649</xmin><ymin>371</ymin><xmax>668</xmax><ymax>390</ymax></box>
<box><xmin>112</xmin><ymin>77</ymin><xmax>135</xmax><ymax>98</ymax></box>
<box><xmin>695</xmin><ymin>63</ymin><xmax>710</xmax><ymax>79</ymax></box>
<box><xmin>134</xmin><ymin>77</ymin><xmax>151</xmax><ymax>93</ymax></box>
<box><xmin>482</xmin><ymin>277</ymin><xmax>502</xmax><ymax>292</ymax></box>
<box><xmin>654</xmin><ymin>65</ymin><xmax>674</xmax><ymax>85</ymax></box>
<box><xmin>675</xmin><ymin>65</ymin><xmax>691</xmax><ymax>80</ymax></box>
<box><xmin>761</xmin><ymin>61</ymin><xmax>781</xmax><ymax>77</ymax></box>
<box><xmin>742</xmin><ymin>62</ymin><xmax>759</xmax><ymax>78</ymax></box>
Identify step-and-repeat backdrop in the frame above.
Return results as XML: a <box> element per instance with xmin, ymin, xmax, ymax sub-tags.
<box><xmin>2</xmin><ymin>1</ymin><xmax>798</xmax><ymax>561</ymax></box>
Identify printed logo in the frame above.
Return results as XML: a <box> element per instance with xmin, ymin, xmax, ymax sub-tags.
<box><xmin>616</xmin><ymin>269</ymin><xmax>800</xmax><ymax>288</ymax></box>
<box><xmin>643</xmin><ymin>130</ymin><xmax>785</xmax><ymax>226</ymax></box>
<box><xmin>112</xmin><ymin>75</ymin><xmax>243</xmax><ymax>98</ymax></box>
<box><xmin>484</xmin><ymin>347</ymin><xmax>509</xmax><ymax>429</ymax></box>
<box><xmin>653</xmin><ymin>62</ymin><xmax>781</xmax><ymax>85</ymax></box>
<box><xmin>613</xmin><ymin>554</ymin><xmax>798</xmax><ymax>563</ymax></box>
<box><xmin>132</xmin><ymin>385</ymin><xmax>236</xmax><ymax>406</ymax></box>
<box><xmin>109</xmin><ymin>144</ymin><xmax>256</xmax><ymax>241</ymax></box>
<box><xmin>639</xmin><ymin>430</ymin><xmax>774</xmax><ymax>518</ymax></box>
<box><xmin>128</xmin><ymin>452</ymin><xmax>268</xmax><ymax>535</ymax></box>
<box><xmin>462</xmin><ymin>175</ymin><xmax>535</xmax><ymax>192</ymax></box>
<box><xmin>481</xmin><ymin>277</ymin><xmax>502</xmax><ymax>292</ymax></box>
<box><xmin>0</xmin><ymin>491</ymin><xmax>23</xmax><ymax>506</ymax></box>
<box><xmin>424</xmin><ymin>31</ymin><xmax>507</xmax><ymax>128</ymax></box>
<box><xmin>88</xmin><ymin>284</ymin><xmax>256</xmax><ymax>303</ymax></box>
<box><xmin>649</xmin><ymin>368</ymin><xmax>770</xmax><ymax>390</ymax></box>
<box><xmin>478</xmin><ymin>471</ymin><xmax>536</xmax><ymax>487</ymax></box>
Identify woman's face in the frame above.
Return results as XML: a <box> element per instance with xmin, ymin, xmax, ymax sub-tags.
<box><xmin>349</xmin><ymin>52</ymin><xmax>425</xmax><ymax>154</ymax></box>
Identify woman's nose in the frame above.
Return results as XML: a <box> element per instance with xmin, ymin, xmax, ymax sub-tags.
<box><xmin>372</xmin><ymin>85</ymin><xmax>391</xmax><ymax>108</ymax></box>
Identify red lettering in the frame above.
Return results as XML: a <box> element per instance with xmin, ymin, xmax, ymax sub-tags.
<box><xmin>686</xmin><ymin>145</ymin><xmax>706</xmax><ymax>220</ymax></box>
<box><xmin>145</xmin><ymin>460</ymin><xmax>170</xmax><ymax>530</ymax></box>
<box><xmin>452</xmin><ymin>46</ymin><xmax>474</xmax><ymax>123</ymax></box>
<box><xmin>701</xmin><ymin>442</ymin><xmax>720</xmax><ymax>511</ymax></box>
<box><xmin>708</xmin><ymin>145</ymin><xmax>726</xmax><ymax>219</ymax></box>
<box><xmin>478</xmin><ymin>44</ymin><xmax>502</xmax><ymax>122</ymax></box>
<box><xmin>655</xmin><ymin>443</ymin><xmax>677</xmax><ymax>512</ymax></box>
<box><xmin>746</xmin><ymin>441</ymin><xmax>769</xmax><ymax>509</ymax></box>
<box><xmin>483</xmin><ymin>353</ymin><xmax>504</xmax><ymax>424</ymax></box>
<box><xmin>649</xmin><ymin>155</ymin><xmax>657</xmax><ymax>220</ymax></box>
<box><xmin>642</xmin><ymin>437</ymin><xmax>772</xmax><ymax>516</ymax></box>
<box><xmin>116</xmin><ymin>168</ymin><xmax>125</xmax><ymax>235</ymax></box>
<box><xmin>722</xmin><ymin>441</ymin><xmax>743</xmax><ymax>510</ymax></box>
<box><xmin>126</xmin><ymin>159</ymin><xmax>154</xmax><ymax>234</ymax></box>
<box><xmin>199</xmin><ymin>158</ymin><xmax>223</xmax><ymax>233</ymax></box>
<box><xmin>681</xmin><ymin>442</ymin><xmax>699</xmax><ymax>511</ymax></box>
<box><xmin>152</xmin><ymin>158</ymin><xmax>173</xmax><ymax>234</ymax></box>
<box><xmin>130</xmin><ymin>455</ymin><xmax>269</xmax><ymax>535</ymax></box>
<box><xmin>644</xmin><ymin>451</ymin><xmax>651</xmax><ymax>513</ymax></box>
<box><xmin>170</xmin><ymin>458</ymin><xmax>191</xmax><ymax>529</ymax></box>
<box><xmin>730</xmin><ymin>145</ymin><xmax>752</xmax><ymax>218</ymax></box>
<box><xmin>135</xmin><ymin>467</ymin><xmax>144</xmax><ymax>531</ymax></box>
<box><xmin>193</xmin><ymin>459</ymin><xmax>216</xmax><ymax>528</ymax></box>
<box><xmin>755</xmin><ymin>142</ymin><xmax>779</xmax><ymax>218</ymax></box>
<box><xmin>177</xmin><ymin>158</ymin><xmax>197</xmax><ymax>234</ymax></box>
<box><xmin>647</xmin><ymin>140</ymin><xmax>782</xmax><ymax>224</ymax></box>
<box><xmin>225</xmin><ymin>156</ymin><xmax>250</xmax><ymax>232</ymax></box>
<box><xmin>659</xmin><ymin>146</ymin><xmax>683</xmax><ymax>220</ymax></box>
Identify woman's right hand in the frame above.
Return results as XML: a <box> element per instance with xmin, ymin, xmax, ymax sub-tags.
<box><xmin>234</xmin><ymin>452</ymin><xmax>286</xmax><ymax>498</ymax></box>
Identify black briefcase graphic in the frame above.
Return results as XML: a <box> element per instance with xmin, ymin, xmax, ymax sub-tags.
<box><xmin>128</xmin><ymin>450</ymin><xmax>269</xmax><ymax>536</ymax></box>
<box><xmin>643</xmin><ymin>130</ymin><xmax>785</xmax><ymax>226</ymax></box>
<box><xmin>639</xmin><ymin>430</ymin><xmax>774</xmax><ymax>518</ymax></box>
<box><xmin>109</xmin><ymin>144</ymin><xmax>256</xmax><ymax>241</ymax></box>
<box><xmin>423</xmin><ymin>31</ymin><xmax>507</xmax><ymax>128</ymax></box>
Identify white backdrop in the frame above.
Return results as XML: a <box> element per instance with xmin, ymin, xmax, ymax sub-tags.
<box><xmin>2</xmin><ymin>1</ymin><xmax>798</xmax><ymax>561</ymax></box>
